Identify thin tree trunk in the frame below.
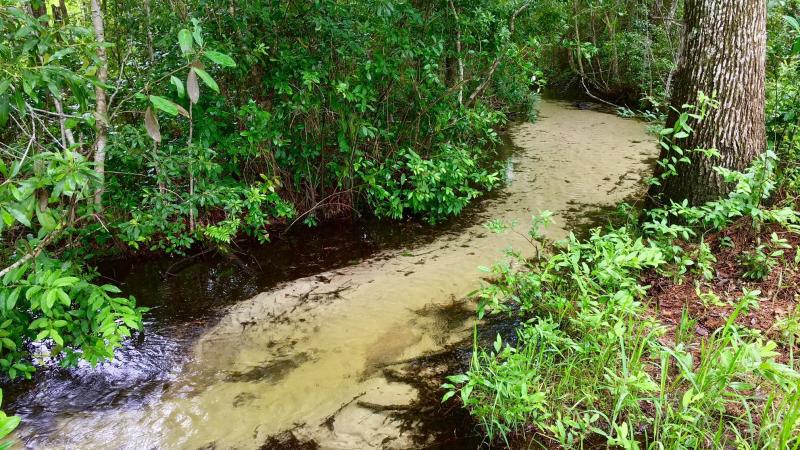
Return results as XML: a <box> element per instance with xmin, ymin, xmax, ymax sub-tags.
<box><xmin>59</xmin><ymin>0</ymin><xmax>68</xmax><ymax>24</ymax></box>
<box><xmin>466</xmin><ymin>1</ymin><xmax>529</xmax><ymax>107</ymax></box>
<box><xmin>573</xmin><ymin>2</ymin><xmax>586</xmax><ymax>78</ymax></box>
<box><xmin>449</xmin><ymin>0</ymin><xmax>464</xmax><ymax>105</ymax></box>
<box><xmin>662</xmin><ymin>0</ymin><xmax>681</xmax><ymax>101</ymax></box>
<box><xmin>90</xmin><ymin>0</ymin><xmax>109</xmax><ymax>207</ymax></box>
<box><xmin>648</xmin><ymin>0</ymin><xmax>767</xmax><ymax>206</ymax></box>
<box><xmin>144</xmin><ymin>0</ymin><xmax>155</xmax><ymax>63</ymax></box>
<box><xmin>188</xmin><ymin>103</ymin><xmax>195</xmax><ymax>232</ymax></box>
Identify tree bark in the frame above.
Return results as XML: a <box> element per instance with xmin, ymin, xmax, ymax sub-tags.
<box><xmin>144</xmin><ymin>0</ymin><xmax>155</xmax><ymax>64</ymax></box>
<box><xmin>90</xmin><ymin>0</ymin><xmax>109</xmax><ymax>207</ymax></box>
<box><xmin>648</xmin><ymin>0</ymin><xmax>767</xmax><ymax>206</ymax></box>
<box><xmin>448</xmin><ymin>0</ymin><xmax>464</xmax><ymax>105</ymax></box>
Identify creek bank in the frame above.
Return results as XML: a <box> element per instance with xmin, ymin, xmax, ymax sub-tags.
<box><xmin>7</xmin><ymin>100</ymin><xmax>657</xmax><ymax>449</ymax></box>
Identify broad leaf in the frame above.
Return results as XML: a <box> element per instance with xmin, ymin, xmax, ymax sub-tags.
<box><xmin>144</xmin><ymin>107</ymin><xmax>161</xmax><ymax>143</ymax></box>
<box><xmin>178</xmin><ymin>29</ymin><xmax>193</xmax><ymax>55</ymax></box>
<box><xmin>187</xmin><ymin>69</ymin><xmax>200</xmax><ymax>104</ymax></box>
<box><xmin>170</xmin><ymin>75</ymin><xmax>185</xmax><ymax>98</ymax></box>
<box><xmin>149</xmin><ymin>95</ymin><xmax>179</xmax><ymax>116</ymax></box>
<box><xmin>192</xmin><ymin>68</ymin><xmax>219</xmax><ymax>93</ymax></box>
<box><xmin>203</xmin><ymin>51</ymin><xmax>236</xmax><ymax>67</ymax></box>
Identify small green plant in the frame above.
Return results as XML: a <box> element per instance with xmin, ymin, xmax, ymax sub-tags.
<box><xmin>739</xmin><ymin>242</ymin><xmax>780</xmax><ymax>281</ymax></box>
<box><xmin>448</xmin><ymin>147</ymin><xmax>800</xmax><ymax>448</ymax></box>
<box><xmin>696</xmin><ymin>286</ymin><xmax>727</xmax><ymax>308</ymax></box>
<box><xmin>693</xmin><ymin>239</ymin><xmax>716</xmax><ymax>280</ymax></box>
<box><xmin>0</xmin><ymin>389</ymin><xmax>18</xmax><ymax>450</ymax></box>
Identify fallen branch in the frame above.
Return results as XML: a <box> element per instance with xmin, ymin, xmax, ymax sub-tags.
<box><xmin>320</xmin><ymin>391</ymin><xmax>366</xmax><ymax>430</ymax></box>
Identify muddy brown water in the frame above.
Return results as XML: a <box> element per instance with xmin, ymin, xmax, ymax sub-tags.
<box><xmin>5</xmin><ymin>100</ymin><xmax>657</xmax><ymax>449</ymax></box>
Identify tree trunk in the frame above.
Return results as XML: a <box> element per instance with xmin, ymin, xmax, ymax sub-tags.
<box><xmin>90</xmin><ymin>0</ymin><xmax>109</xmax><ymax>207</ymax></box>
<box><xmin>448</xmin><ymin>0</ymin><xmax>464</xmax><ymax>105</ymax></box>
<box><xmin>144</xmin><ymin>0</ymin><xmax>155</xmax><ymax>63</ymax></box>
<box><xmin>648</xmin><ymin>0</ymin><xmax>767</xmax><ymax>206</ymax></box>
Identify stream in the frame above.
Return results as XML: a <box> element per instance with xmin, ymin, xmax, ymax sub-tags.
<box><xmin>6</xmin><ymin>100</ymin><xmax>658</xmax><ymax>449</ymax></box>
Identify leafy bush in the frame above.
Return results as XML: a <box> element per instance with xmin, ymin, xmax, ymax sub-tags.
<box><xmin>363</xmin><ymin>144</ymin><xmax>500</xmax><ymax>224</ymax></box>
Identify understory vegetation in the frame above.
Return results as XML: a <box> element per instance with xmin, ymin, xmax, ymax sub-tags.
<box><xmin>0</xmin><ymin>0</ymin><xmax>545</xmax><ymax>380</ymax></box>
<box><xmin>1</xmin><ymin>0</ymin><xmax>800</xmax><ymax>446</ymax></box>
<box><xmin>446</xmin><ymin>3</ymin><xmax>800</xmax><ymax>447</ymax></box>
<box><xmin>0</xmin><ymin>0</ymin><xmax>722</xmax><ymax>384</ymax></box>
<box><xmin>448</xmin><ymin>153</ymin><xmax>800</xmax><ymax>448</ymax></box>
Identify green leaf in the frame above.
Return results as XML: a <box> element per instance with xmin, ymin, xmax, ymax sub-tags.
<box><xmin>36</xmin><ymin>208</ymin><xmax>57</xmax><ymax>232</ymax></box>
<box><xmin>1</xmin><ymin>338</ymin><xmax>15</xmax><ymax>351</ymax></box>
<box><xmin>0</xmin><ymin>415</ymin><xmax>20</xmax><ymax>439</ymax></box>
<box><xmin>203</xmin><ymin>51</ymin><xmax>236</xmax><ymax>67</ymax></box>
<box><xmin>44</xmin><ymin>289</ymin><xmax>57</xmax><ymax>310</ymax></box>
<box><xmin>441</xmin><ymin>390</ymin><xmax>455</xmax><ymax>402</ymax></box>
<box><xmin>785</xmin><ymin>15</ymin><xmax>800</xmax><ymax>32</ymax></box>
<box><xmin>100</xmin><ymin>284</ymin><xmax>122</xmax><ymax>293</ymax></box>
<box><xmin>178</xmin><ymin>29</ymin><xmax>193</xmax><ymax>55</ymax></box>
<box><xmin>149</xmin><ymin>95</ymin><xmax>179</xmax><ymax>116</ymax></box>
<box><xmin>0</xmin><ymin>94</ymin><xmax>8</xmax><ymax>128</ymax></box>
<box><xmin>192</xmin><ymin>68</ymin><xmax>219</xmax><ymax>93</ymax></box>
<box><xmin>56</xmin><ymin>289</ymin><xmax>71</xmax><ymax>306</ymax></box>
<box><xmin>28</xmin><ymin>318</ymin><xmax>47</xmax><ymax>331</ymax></box>
<box><xmin>192</xmin><ymin>24</ymin><xmax>204</xmax><ymax>47</ymax></box>
<box><xmin>53</xmin><ymin>277</ymin><xmax>78</xmax><ymax>287</ymax></box>
<box><xmin>6</xmin><ymin>206</ymin><xmax>30</xmax><ymax>227</ymax></box>
<box><xmin>447</xmin><ymin>374</ymin><xmax>469</xmax><ymax>384</ymax></box>
<box><xmin>50</xmin><ymin>329</ymin><xmax>63</xmax><ymax>346</ymax></box>
<box><xmin>170</xmin><ymin>75</ymin><xmax>185</xmax><ymax>98</ymax></box>
<box><xmin>4</xmin><ymin>288</ymin><xmax>19</xmax><ymax>310</ymax></box>
<box><xmin>35</xmin><ymin>329</ymin><xmax>49</xmax><ymax>340</ymax></box>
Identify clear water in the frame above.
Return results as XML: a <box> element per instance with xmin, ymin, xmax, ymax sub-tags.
<box><xmin>6</xmin><ymin>101</ymin><xmax>657</xmax><ymax>449</ymax></box>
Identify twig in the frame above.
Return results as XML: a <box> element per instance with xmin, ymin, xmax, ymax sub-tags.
<box><xmin>0</xmin><ymin>232</ymin><xmax>58</xmax><ymax>278</ymax></box>
<box><xmin>280</xmin><ymin>189</ymin><xmax>355</xmax><ymax>236</ymax></box>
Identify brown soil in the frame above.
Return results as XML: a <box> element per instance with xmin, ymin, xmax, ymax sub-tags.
<box><xmin>646</xmin><ymin>217</ymin><xmax>800</xmax><ymax>351</ymax></box>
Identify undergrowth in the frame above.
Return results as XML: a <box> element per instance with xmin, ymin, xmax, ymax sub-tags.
<box><xmin>446</xmin><ymin>139</ymin><xmax>800</xmax><ymax>448</ymax></box>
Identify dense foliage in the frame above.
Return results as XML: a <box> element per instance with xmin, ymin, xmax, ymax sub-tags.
<box><xmin>449</xmin><ymin>152</ymin><xmax>800</xmax><ymax>448</ymax></box>
<box><xmin>447</xmin><ymin>3</ymin><xmax>800</xmax><ymax>446</ymax></box>
<box><xmin>2</xmin><ymin>0</ymin><xmax>799</xmax><ymax>447</ymax></box>
<box><xmin>0</xmin><ymin>0</ymin><xmax>546</xmax><ymax>378</ymax></box>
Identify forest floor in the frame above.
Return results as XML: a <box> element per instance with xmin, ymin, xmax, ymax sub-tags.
<box><xmin>647</xmin><ymin>217</ymin><xmax>799</xmax><ymax>361</ymax></box>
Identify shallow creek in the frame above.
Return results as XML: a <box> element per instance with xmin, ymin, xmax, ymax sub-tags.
<box><xmin>7</xmin><ymin>100</ymin><xmax>657</xmax><ymax>449</ymax></box>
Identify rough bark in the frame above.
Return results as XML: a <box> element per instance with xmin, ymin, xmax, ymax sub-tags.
<box><xmin>648</xmin><ymin>0</ymin><xmax>767</xmax><ymax>206</ymax></box>
<box><xmin>90</xmin><ymin>0</ymin><xmax>109</xmax><ymax>207</ymax></box>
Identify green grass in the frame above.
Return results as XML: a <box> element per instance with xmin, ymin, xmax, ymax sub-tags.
<box><xmin>445</xmin><ymin>154</ymin><xmax>800</xmax><ymax>449</ymax></box>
